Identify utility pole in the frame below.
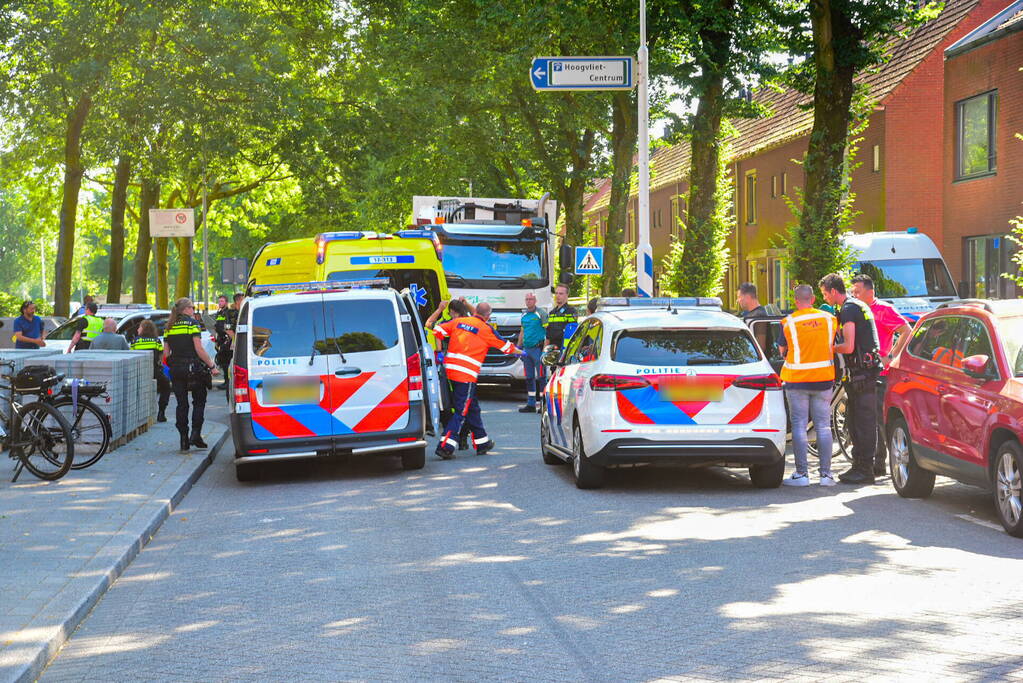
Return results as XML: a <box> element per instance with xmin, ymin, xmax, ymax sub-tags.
<box><xmin>40</xmin><ymin>238</ymin><xmax>46</xmax><ymax>301</ymax></box>
<box><xmin>201</xmin><ymin>164</ymin><xmax>209</xmax><ymax>310</ymax></box>
<box><xmin>636</xmin><ymin>0</ymin><xmax>653</xmax><ymax>297</ymax></box>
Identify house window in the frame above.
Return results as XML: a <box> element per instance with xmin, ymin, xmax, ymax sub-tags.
<box><xmin>956</xmin><ymin>90</ymin><xmax>997</xmax><ymax>180</ymax></box>
<box><xmin>781</xmin><ymin>172</ymin><xmax>788</xmax><ymax>196</ymax></box>
<box><xmin>744</xmin><ymin>171</ymin><xmax>757</xmax><ymax>224</ymax></box>
<box><xmin>769</xmin><ymin>257</ymin><xmax>790</xmax><ymax>309</ymax></box>
<box><xmin>653</xmin><ymin>208</ymin><xmax>662</xmax><ymax>229</ymax></box>
<box><xmin>872</xmin><ymin>145</ymin><xmax>881</xmax><ymax>173</ymax></box>
<box><xmin>628</xmin><ymin>210</ymin><xmax>635</xmax><ymax>243</ymax></box>
<box><xmin>965</xmin><ymin>234</ymin><xmax>1016</xmax><ymax>299</ymax></box>
<box><xmin>771</xmin><ymin>175</ymin><xmax>778</xmax><ymax>199</ymax></box>
<box><xmin>670</xmin><ymin>195</ymin><xmax>686</xmax><ymax>238</ymax></box>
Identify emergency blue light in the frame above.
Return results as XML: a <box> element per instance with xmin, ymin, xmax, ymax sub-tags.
<box><xmin>396</xmin><ymin>229</ymin><xmax>433</xmax><ymax>239</ymax></box>
<box><xmin>906</xmin><ymin>227</ymin><xmax>918</xmax><ymax>234</ymax></box>
<box><xmin>596</xmin><ymin>296</ymin><xmax>722</xmax><ymax>310</ymax></box>
<box><xmin>251</xmin><ymin>278</ymin><xmax>391</xmax><ymax>295</ymax></box>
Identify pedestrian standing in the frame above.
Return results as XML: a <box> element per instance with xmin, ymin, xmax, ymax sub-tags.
<box><xmin>851</xmin><ymin>273</ymin><xmax>913</xmax><ymax>475</ymax></box>
<box><xmin>546</xmin><ymin>284</ymin><xmax>577</xmax><ymax>349</ymax></box>
<box><xmin>89</xmin><ymin>318</ymin><xmax>130</xmax><ymax>350</ymax></box>
<box><xmin>213</xmin><ymin>294</ymin><xmax>234</xmax><ymax>386</ymax></box>
<box><xmin>777</xmin><ymin>285</ymin><xmax>838</xmax><ymax>487</ymax></box>
<box><xmin>163</xmin><ymin>298</ymin><xmax>220</xmax><ymax>452</ymax></box>
<box><xmin>819</xmin><ymin>273</ymin><xmax>882</xmax><ymax>485</ymax></box>
<box><xmin>736</xmin><ymin>282</ymin><xmax>768</xmax><ymax>321</ymax></box>
<box><xmin>131</xmin><ymin>319</ymin><xmax>171</xmax><ymax>423</ymax></box>
<box><xmin>427</xmin><ymin>301</ymin><xmax>521</xmax><ymax>459</ymax></box>
<box><xmin>67</xmin><ymin>302</ymin><xmax>103</xmax><ymax>352</ymax></box>
<box><xmin>517</xmin><ymin>292</ymin><xmax>548</xmax><ymax>413</ymax></box>
<box><xmin>12</xmin><ymin>300</ymin><xmax>46</xmax><ymax>349</ymax></box>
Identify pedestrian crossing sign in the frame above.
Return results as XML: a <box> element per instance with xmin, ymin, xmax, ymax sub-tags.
<box><xmin>574</xmin><ymin>246</ymin><xmax>604</xmax><ymax>275</ymax></box>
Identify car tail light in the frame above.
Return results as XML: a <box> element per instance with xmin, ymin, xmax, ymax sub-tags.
<box><xmin>589</xmin><ymin>374</ymin><xmax>651</xmax><ymax>391</ymax></box>
<box><xmin>234</xmin><ymin>365</ymin><xmax>251</xmax><ymax>403</ymax></box>
<box><xmin>407</xmin><ymin>352</ymin><xmax>423</xmax><ymax>391</ymax></box>
<box><xmin>733</xmin><ymin>374</ymin><xmax>782</xmax><ymax>391</ymax></box>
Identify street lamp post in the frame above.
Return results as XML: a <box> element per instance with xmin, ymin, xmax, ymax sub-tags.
<box><xmin>636</xmin><ymin>0</ymin><xmax>653</xmax><ymax>297</ymax></box>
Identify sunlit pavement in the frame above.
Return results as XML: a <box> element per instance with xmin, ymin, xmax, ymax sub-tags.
<box><xmin>39</xmin><ymin>385</ymin><xmax>1023</xmax><ymax>681</ymax></box>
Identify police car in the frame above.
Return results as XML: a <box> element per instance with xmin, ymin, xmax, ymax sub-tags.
<box><xmin>229</xmin><ymin>280</ymin><xmax>445</xmax><ymax>482</ymax></box>
<box><xmin>540</xmin><ymin>297</ymin><xmax>787</xmax><ymax>489</ymax></box>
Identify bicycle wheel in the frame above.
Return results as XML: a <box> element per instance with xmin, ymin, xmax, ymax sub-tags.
<box><xmin>14</xmin><ymin>401</ymin><xmax>74</xmax><ymax>480</ymax></box>
<box><xmin>833</xmin><ymin>391</ymin><xmax>852</xmax><ymax>463</ymax></box>
<box><xmin>53</xmin><ymin>397</ymin><xmax>111</xmax><ymax>470</ymax></box>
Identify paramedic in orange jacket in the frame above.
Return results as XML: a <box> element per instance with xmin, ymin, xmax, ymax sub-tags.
<box><xmin>426</xmin><ymin>301</ymin><xmax>522</xmax><ymax>459</ymax></box>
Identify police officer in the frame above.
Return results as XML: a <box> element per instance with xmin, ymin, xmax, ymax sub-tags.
<box><xmin>546</xmin><ymin>283</ymin><xmax>577</xmax><ymax>349</ymax></box>
<box><xmin>163</xmin><ymin>297</ymin><xmax>220</xmax><ymax>452</ymax></box>
<box><xmin>131</xmin><ymin>319</ymin><xmax>171</xmax><ymax>423</ymax></box>
<box><xmin>67</xmin><ymin>301</ymin><xmax>103</xmax><ymax>352</ymax></box>
<box><xmin>819</xmin><ymin>273</ymin><xmax>882</xmax><ymax>485</ymax></box>
<box><xmin>427</xmin><ymin>301</ymin><xmax>521</xmax><ymax>459</ymax></box>
<box><xmin>213</xmin><ymin>294</ymin><xmax>235</xmax><ymax>387</ymax></box>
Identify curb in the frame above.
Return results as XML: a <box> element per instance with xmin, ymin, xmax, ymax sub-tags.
<box><xmin>9</xmin><ymin>428</ymin><xmax>231</xmax><ymax>683</ymax></box>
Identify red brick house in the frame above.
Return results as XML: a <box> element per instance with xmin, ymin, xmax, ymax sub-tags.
<box><xmin>943</xmin><ymin>1</ymin><xmax>1023</xmax><ymax>299</ymax></box>
<box><xmin>584</xmin><ymin>0</ymin><xmax>1016</xmax><ymax>304</ymax></box>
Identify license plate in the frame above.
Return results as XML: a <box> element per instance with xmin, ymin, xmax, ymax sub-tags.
<box><xmin>659</xmin><ymin>378</ymin><xmax>723</xmax><ymax>402</ymax></box>
<box><xmin>265</xmin><ymin>380</ymin><xmax>320</xmax><ymax>405</ymax></box>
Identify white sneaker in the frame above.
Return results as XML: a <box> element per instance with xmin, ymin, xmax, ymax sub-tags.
<box><xmin>783</xmin><ymin>472</ymin><xmax>810</xmax><ymax>487</ymax></box>
<box><xmin>819</xmin><ymin>473</ymin><xmax>837</xmax><ymax>487</ymax></box>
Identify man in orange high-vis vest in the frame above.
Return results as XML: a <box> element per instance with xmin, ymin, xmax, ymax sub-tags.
<box><xmin>777</xmin><ymin>284</ymin><xmax>839</xmax><ymax>487</ymax></box>
<box><xmin>428</xmin><ymin>301</ymin><xmax>522</xmax><ymax>459</ymax></box>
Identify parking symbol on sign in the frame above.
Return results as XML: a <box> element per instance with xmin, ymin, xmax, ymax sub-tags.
<box><xmin>553</xmin><ymin>62</ymin><xmax>562</xmax><ymax>72</ymax></box>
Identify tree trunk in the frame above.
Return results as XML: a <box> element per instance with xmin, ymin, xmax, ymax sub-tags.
<box><xmin>53</xmin><ymin>94</ymin><xmax>93</xmax><ymax>316</ymax></box>
<box><xmin>602</xmin><ymin>92</ymin><xmax>638</xmax><ymax>295</ymax></box>
<box><xmin>794</xmin><ymin>0</ymin><xmax>858</xmax><ymax>284</ymax></box>
<box><xmin>560</xmin><ymin>129</ymin><xmax>597</xmax><ymax>252</ymax></box>
<box><xmin>155</xmin><ymin>237</ymin><xmax>169</xmax><ymax>309</ymax></box>
<box><xmin>174</xmin><ymin>236</ymin><xmax>192</xmax><ymax>300</ymax></box>
<box><xmin>133</xmin><ymin>179</ymin><xmax>159</xmax><ymax>303</ymax></box>
<box><xmin>107</xmin><ymin>154</ymin><xmax>131</xmax><ymax>304</ymax></box>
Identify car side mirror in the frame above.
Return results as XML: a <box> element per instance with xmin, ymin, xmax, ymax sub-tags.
<box><xmin>962</xmin><ymin>354</ymin><xmax>994</xmax><ymax>380</ymax></box>
<box><xmin>541</xmin><ymin>348</ymin><xmax>562</xmax><ymax>367</ymax></box>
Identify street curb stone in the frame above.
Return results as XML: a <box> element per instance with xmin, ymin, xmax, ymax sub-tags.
<box><xmin>5</xmin><ymin>428</ymin><xmax>230</xmax><ymax>683</ymax></box>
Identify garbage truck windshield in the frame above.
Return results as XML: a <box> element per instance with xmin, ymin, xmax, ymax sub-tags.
<box><xmin>441</xmin><ymin>238</ymin><xmax>548</xmax><ymax>288</ymax></box>
<box><xmin>854</xmin><ymin>258</ymin><xmax>956</xmax><ymax>299</ymax></box>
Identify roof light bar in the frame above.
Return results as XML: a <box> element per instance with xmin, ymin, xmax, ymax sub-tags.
<box><xmin>251</xmin><ymin>278</ymin><xmax>391</xmax><ymax>295</ymax></box>
<box><xmin>596</xmin><ymin>296</ymin><xmax>723</xmax><ymax>310</ymax></box>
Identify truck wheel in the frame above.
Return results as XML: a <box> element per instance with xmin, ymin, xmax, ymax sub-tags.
<box><xmin>540</xmin><ymin>411</ymin><xmax>562</xmax><ymax>465</ymax></box>
<box><xmin>572</xmin><ymin>423</ymin><xmax>604</xmax><ymax>489</ymax></box>
<box><xmin>749</xmin><ymin>459</ymin><xmax>784</xmax><ymax>488</ymax></box>
<box><xmin>888</xmin><ymin>417</ymin><xmax>934</xmax><ymax>499</ymax></box>
<box><xmin>402</xmin><ymin>447</ymin><xmax>426</xmax><ymax>470</ymax></box>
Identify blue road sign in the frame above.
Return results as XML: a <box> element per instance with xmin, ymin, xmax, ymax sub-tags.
<box><xmin>531</xmin><ymin>57</ymin><xmax>634</xmax><ymax>91</ymax></box>
<box><xmin>575</xmin><ymin>247</ymin><xmax>604</xmax><ymax>275</ymax></box>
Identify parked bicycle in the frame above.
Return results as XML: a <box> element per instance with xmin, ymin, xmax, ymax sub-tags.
<box><xmin>45</xmin><ymin>379</ymin><xmax>112</xmax><ymax>470</ymax></box>
<box><xmin>0</xmin><ymin>361</ymin><xmax>75</xmax><ymax>481</ymax></box>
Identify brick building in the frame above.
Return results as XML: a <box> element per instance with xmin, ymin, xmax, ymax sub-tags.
<box><xmin>584</xmin><ymin>0</ymin><xmax>1021</xmax><ymax>303</ymax></box>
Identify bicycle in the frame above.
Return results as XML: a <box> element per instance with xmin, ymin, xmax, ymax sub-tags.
<box><xmin>0</xmin><ymin>361</ymin><xmax>75</xmax><ymax>481</ymax></box>
<box><xmin>45</xmin><ymin>379</ymin><xmax>112</xmax><ymax>470</ymax></box>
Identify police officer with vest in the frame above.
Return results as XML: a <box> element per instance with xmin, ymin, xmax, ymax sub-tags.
<box><xmin>819</xmin><ymin>273</ymin><xmax>882</xmax><ymax>485</ymax></box>
<box><xmin>213</xmin><ymin>294</ymin><xmax>237</xmax><ymax>388</ymax></box>
<box><xmin>546</xmin><ymin>283</ymin><xmax>577</xmax><ymax>349</ymax></box>
<box><xmin>67</xmin><ymin>301</ymin><xmax>103</xmax><ymax>352</ymax></box>
<box><xmin>777</xmin><ymin>284</ymin><xmax>838</xmax><ymax>487</ymax></box>
<box><xmin>163</xmin><ymin>297</ymin><xmax>220</xmax><ymax>452</ymax></box>
<box><xmin>130</xmin><ymin>319</ymin><xmax>172</xmax><ymax>423</ymax></box>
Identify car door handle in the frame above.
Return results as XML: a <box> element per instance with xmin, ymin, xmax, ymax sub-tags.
<box><xmin>335</xmin><ymin>367</ymin><xmax>362</xmax><ymax>376</ymax></box>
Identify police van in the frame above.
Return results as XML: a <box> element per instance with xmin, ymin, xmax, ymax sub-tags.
<box><xmin>229</xmin><ymin>280</ymin><xmax>445</xmax><ymax>482</ymax></box>
<box><xmin>540</xmin><ymin>297</ymin><xmax>787</xmax><ymax>489</ymax></box>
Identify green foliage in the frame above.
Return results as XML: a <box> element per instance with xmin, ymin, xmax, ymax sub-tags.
<box><xmin>1006</xmin><ymin>132</ymin><xmax>1023</xmax><ymax>288</ymax></box>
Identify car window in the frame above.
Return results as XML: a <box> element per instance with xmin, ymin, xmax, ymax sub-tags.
<box><xmin>908</xmin><ymin>316</ymin><xmax>962</xmax><ymax>367</ymax></box>
<box><xmin>251</xmin><ymin>299</ymin><xmax>399</xmax><ymax>358</ymax></box>
<box><xmin>612</xmin><ymin>329</ymin><xmax>760</xmax><ymax>366</ymax></box>
<box><xmin>956</xmin><ymin>317</ymin><xmax>997</xmax><ymax>375</ymax></box>
<box><xmin>998</xmin><ymin>316</ymin><xmax>1023</xmax><ymax>377</ymax></box>
<box><xmin>575</xmin><ymin>320</ymin><xmax>602</xmax><ymax>363</ymax></box>
<box><xmin>562</xmin><ymin>320</ymin><xmax>593</xmax><ymax>365</ymax></box>
<box><xmin>47</xmin><ymin>319</ymin><xmax>81</xmax><ymax>340</ymax></box>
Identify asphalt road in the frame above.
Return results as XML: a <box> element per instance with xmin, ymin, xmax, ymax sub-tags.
<box><xmin>40</xmin><ymin>385</ymin><xmax>1023</xmax><ymax>681</ymax></box>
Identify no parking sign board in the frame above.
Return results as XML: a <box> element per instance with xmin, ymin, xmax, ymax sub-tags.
<box><xmin>149</xmin><ymin>209</ymin><xmax>196</xmax><ymax>237</ymax></box>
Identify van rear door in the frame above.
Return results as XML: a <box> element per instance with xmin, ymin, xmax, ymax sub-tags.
<box><xmin>400</xmin><ymin>290</ymin><xmax>442</xmax><ymax>434</ymax></box>
<box><xmin>321</xmin><ymin>295</ymin><xmax>411</xmax><ymax>435</ymax></box>
<box><xmin>248</xmin><ymin>295</ymin><xmax>334</xmax><ymax>441</ymax></box>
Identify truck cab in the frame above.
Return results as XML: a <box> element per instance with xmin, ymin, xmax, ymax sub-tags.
<box><xmin>412</xmin><ymin>195</ymin><xmax>557</xmax><ymax>383</ymax></box>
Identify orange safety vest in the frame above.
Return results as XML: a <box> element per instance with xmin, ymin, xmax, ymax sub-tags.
<box><xmin>780</xmin><ymin>308</ymin><xmax>838</xmax><ymax>384</ymax></box>
<box><xmin>432</xmin><ymin>315</ymin><xmax>520</xmax><ymax>383</ymax></box>
<box><xmin>931</xmin><ymin>346</ymin><xmax>964</xmax><ymax>369</ymax></box>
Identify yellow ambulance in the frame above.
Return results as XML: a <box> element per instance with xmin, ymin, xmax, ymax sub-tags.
<box><xmin>246</xmin><ymin>230</ymin><xmax>449</xmax><ymax>320</ymax></box>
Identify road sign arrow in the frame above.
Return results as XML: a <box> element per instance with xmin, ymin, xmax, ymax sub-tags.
<box><xmin>533</xmin><ymin>68</ymin><xmax>545</xmax><ymax>79</ymax></box>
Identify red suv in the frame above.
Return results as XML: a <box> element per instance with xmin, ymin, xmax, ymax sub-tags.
<box><xmin>884</xmin><ymin>299</ymin><xmax>1023</xmax><ymax>536</ymax></box>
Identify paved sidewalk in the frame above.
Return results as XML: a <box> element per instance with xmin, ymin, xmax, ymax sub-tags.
<box><xmin>0</xmin><ymin>420</ymin><xmax>230</xmax><ymax>683</ymax></box>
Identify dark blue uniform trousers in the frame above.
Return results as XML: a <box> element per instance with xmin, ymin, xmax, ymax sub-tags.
<box><xmin>439</xmin><ymin>381</ymin><xmax>490</xmax><ymax>453</ymax></box>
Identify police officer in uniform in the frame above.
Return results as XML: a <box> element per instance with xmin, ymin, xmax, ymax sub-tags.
<box><xmin>819</xmin><ymin>273</ymin><xmax>882</xmax><ymax>485</ymax></box>
<box><xmin>67</xmin><ymin>301</ymin><xmax>103</xmax><ymax>352</ymax></box>
<box><xmin>131</xmin><ymin>319</ymin><xmax>172</xmax><ymax>423</ymax></box>
<box><xmin>213</xmin><ymin>294</ymin><xmax>235</xmax><ymax>387</ymax></box>
<box><xmin>546</xmin><ymin>283</ymin><xmax>577</xmax><ymax>349</ymax></box>
<box><xmin>163</xmin><ymin>298</ymin><xmax>220</xmax><ymax>452</ymax></box>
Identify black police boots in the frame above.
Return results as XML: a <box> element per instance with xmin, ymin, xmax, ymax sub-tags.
<box><xmin>190</xmin><ymin>431</ymin><xmax>208</xmax><ymax>449</ymax></box>
<box><xmin>179</xmin><ymin>432</ymin><xmax>190</xmax><ymax>452</ymax></box>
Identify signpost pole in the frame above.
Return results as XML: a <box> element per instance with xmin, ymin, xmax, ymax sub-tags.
<box><xmin>201</xmin><ymin>163</ymin><xmax>209</xmax><ymax>310</ymax></box>
<box><xmin>636</xmin><ymin>0</ymin><xmax>653</xmax><ymax>298</ymax></box>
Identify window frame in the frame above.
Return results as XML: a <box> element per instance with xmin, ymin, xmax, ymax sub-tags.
<box><xmin>744</xmin><ymin>170</ymin><xmax>757</xmax><ymax>225</ymax></box>
<box><xmin>906</xmin><ymin>315</ymin><xmax>963</xmax><ymax>366</ymax></box>
<box><xmin>872</xmin><ymin>145</ymin><xmax>881</xmax><ymax>173</ymax></box>
<box><xmin>955</xmin><ymin>90</ymin><xmax>998</xmax><ymax>181</ymax></box>
<box><xmin>781</xmin><ymin>172</ymin><xmax>788</xmax><ymax>196</ymax></box>
<box><xmin>954</xmin><ymin>315</ymin><xmax>1001</xmax><ymax>381</ymax></box>
<box><xmin>771</xmin><ymin>175</ymin><xmax>778</xmax><ymax>199</ymax></box>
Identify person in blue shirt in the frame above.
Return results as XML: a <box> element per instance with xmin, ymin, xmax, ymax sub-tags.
<box><xmin>517</xmin><ymin>292</ymin><xmax>549</xmax><ymax>413</ymax></box>
<box><xmin>13</xmin><ymin>300</ymin><xmax>46</xmax><ymax>349</ymax></box>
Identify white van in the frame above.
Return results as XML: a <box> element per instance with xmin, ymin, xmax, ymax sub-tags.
<box><xmin>229</xmin><ymin>282</ymin><xmax>444</xmax><ymax>482</ymax></box>
<box><xmin>844</xmin><ymin>229</ymin><xmax>957</xmax><ymax>322</ymax></box>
